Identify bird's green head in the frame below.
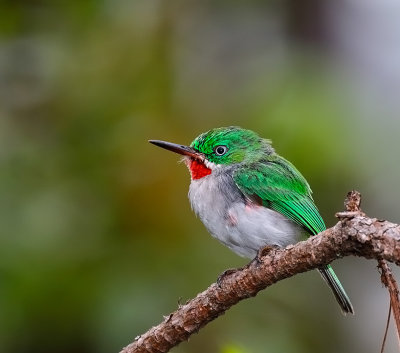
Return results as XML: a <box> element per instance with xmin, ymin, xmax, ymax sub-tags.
<box><xmin>190</xmin><ymin>126</ymin><xmax>273</xmax><ymax>165</ymax></box>
<box><xmin>149</xmin><ymin>126</ymin><xmax>274</xmax><ymax>179</ymax></box>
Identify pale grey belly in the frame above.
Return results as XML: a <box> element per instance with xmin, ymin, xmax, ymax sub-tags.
<box><xmin>188</xmin><ymin>176</ymin><xmax>305</xmax><ymax>259</ymax></box>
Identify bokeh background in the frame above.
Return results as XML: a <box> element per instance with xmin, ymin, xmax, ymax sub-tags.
<box><xmin>1</xmin><ymin>1</ymin><xmax>400</xmax><ymax>353</ymax></box>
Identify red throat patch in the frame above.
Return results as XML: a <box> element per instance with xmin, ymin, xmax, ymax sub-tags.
<box><xmin>189</xmin><ymin>159</ymin><xmax>212</xmax><ymax>180</ymax></box>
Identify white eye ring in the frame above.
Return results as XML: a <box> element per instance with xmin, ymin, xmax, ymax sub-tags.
<box><xmin>214</xmin><ymin>145</ymin><xmax>228</xmax><ymax>156</ymax></box>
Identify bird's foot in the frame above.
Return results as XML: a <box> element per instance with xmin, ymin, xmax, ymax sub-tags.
<box><xmin>253</xmin><ymin>245</ymin><xmax>280</xmax><ymax>265</ymax></box>
<box><xmin>217</xmin><ymin>268</ymin><xmax>239</xmax><ymax>287</ymax></box>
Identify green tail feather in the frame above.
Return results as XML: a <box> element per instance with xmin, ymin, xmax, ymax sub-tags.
<box><xmin>318</xmin><ymin>265</ymin><xmax>354</xmax><ymax>314</ymax></box>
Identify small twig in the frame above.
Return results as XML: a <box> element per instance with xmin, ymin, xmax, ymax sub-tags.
<box><xmin>378</xmin><ymin>259</ymin><xmax>400</xmax><ymax>351</ymax></box>
<box><xmin>335</xmin><ymin>211</ymin><xmax>364</xmax><ymax>219</ymax></box>
<box><xmin>335</xmin><ymin>191</ymin><xmax>366</xmax><ymax>219</ymax></box>
<box><xmin>344</xmin><ymin>190</ymin><xmax>362</xmax><ymax>212</ymax></box>
<box><xmin>380</xmin><ymin>302</ymin><xmax>392</xmax><ymax>353</ymax></box>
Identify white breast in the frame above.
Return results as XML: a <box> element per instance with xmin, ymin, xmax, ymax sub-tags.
<box><xmin>188</xmin><ymin>172</ymin><xmax>304</xmax><ymax>259</ymax></box>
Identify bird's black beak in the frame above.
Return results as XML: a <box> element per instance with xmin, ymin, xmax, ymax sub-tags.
<box><xmin>149</xmin><ymin>140</ymin><xmax>202</xmax><ymax>160</ymax></box>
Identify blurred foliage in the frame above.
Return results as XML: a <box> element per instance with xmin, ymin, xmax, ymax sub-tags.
<box><xmin>1</xmin><ymin>1</ymin><xmax>399</xmax><ymax>353</ymax></box>
<box><xmin>220</xmin><ymin>344</ymin><xmax>249</xmax><ymax>353</ymax></box>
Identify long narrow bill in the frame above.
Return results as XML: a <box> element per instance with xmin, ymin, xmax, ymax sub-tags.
<box><xmin>149</xmin><ymin>140</ymin><xmax>202</xmax><ymax>160</ymax></box>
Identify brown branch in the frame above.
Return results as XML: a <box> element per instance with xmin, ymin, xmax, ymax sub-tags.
<box><xmin>121</xmin><ymin>191</ymin><xmax>400</xmax><ymax>353</ymax></box>
<box><xmin>380</xmin><ymin>302</ymin><xmax>392</xmax><ymax>353</ymax></box>
<box><xmin>378</xmin><ymin>259</ymin><xmax>400</xmax><ymax>350</ymax></box>
<box><xmin>344</xmin><ymin>191</ymin><xmax>400</xmax><ymax>351</ymax></box>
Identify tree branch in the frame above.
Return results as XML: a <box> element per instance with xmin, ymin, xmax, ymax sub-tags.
<box><xmin>121</xmin><ymin>192</ymin><xmax>400</xmax><ymax>353</ymax></box>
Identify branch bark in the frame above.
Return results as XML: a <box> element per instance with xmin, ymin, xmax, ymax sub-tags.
<box><xmin>121</xmin><ymin>192</ymin><xmax>400</xmax><ymax>353</ymax></box>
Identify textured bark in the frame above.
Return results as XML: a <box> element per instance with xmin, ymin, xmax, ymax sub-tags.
<box><xmin>121</xmin><ymin>192</ymin><xmax>400</xmax><ymax>353</ymax></box>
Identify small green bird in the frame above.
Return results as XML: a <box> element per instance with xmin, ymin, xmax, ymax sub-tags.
<box><xmin>150</xmin><ymin>126</ymin><xmax>354</xmax><ymax>314</ymax></box>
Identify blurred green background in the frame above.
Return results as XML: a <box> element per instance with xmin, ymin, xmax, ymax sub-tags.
<box><xmin>1</xmin><ymin>1</ymin><xmax>400</xmax><ymax>352</ymax></box>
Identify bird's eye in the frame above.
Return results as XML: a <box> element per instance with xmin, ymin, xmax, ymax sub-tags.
<box><xmin>214</xmin><ymin>145</ymin><xmax>228</xmax><ymax>156</ymax></box>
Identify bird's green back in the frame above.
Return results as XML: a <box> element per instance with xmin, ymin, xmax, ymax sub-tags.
<box><xmin>233</xmin><ymin>155</ymin><xmax>326</xmax><ymax>236</ymax></box>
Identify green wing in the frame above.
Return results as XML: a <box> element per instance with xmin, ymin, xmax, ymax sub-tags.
<box><xmin>233</xmin><ymin>156</ymin><xmax>355</xmax><ymax>314</ymax></box>
<box><xmin>233</xmin><ymin>156</ymin><xmax>325</xmax><ymax>236</ymax></box>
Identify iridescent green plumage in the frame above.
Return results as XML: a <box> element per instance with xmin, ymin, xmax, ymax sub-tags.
<box><xmin>233</xmin><ymin>155</ymin><xmax>325</xmax><ymax>235</ymax></box>
<box><xmin>233</xmin><ymin>153</ymin><xmax>353</xmax><ymax>314</ymax></box>
<box><xmin>190</xmin><ymin>126</ymin><xmax>271</xmax><ymax>164</ymax></box>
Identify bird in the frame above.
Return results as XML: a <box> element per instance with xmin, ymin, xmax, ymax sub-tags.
<box><xmin>149</xmin><ymin>126</ymin><xmax>354</xmax><ymax>314</ymax></box>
